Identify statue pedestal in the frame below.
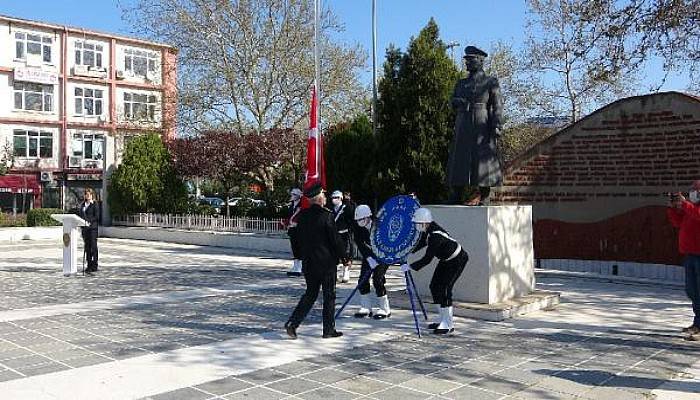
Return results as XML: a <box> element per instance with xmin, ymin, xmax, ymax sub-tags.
<box><xmin>408</xmin><ymin>205</ymin><xmax>559</xmax><ymax>320</ymax></box>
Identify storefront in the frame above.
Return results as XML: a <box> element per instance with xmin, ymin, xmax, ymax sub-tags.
<box><xmin>0</xmin><ymin>174</ymin><xmax>41</xmax><ymax>214</ymax></box>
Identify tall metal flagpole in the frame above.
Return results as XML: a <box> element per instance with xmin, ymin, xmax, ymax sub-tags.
<box><xmin>372</xmin><ymin>0</ymin><xmax>378</xmax><ymax>138</ymax></box>
<box><xmin>314</xmin><ymin>0</ymin><xmax>321</xmax><ymax>178</ymax></box>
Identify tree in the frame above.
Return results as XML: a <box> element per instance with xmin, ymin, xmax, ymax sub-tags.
<box><xmin>375</xmin><ymin>19</ymin><xmax>460</xmax><ymax>204</ymax></box>
<box><xmin>574</xmin><ymin>0</ymin><xmax>700</xmax><ymax>90</ymax></box>
<box><xmin>0</xmin><ymin>141</ymin><xmax>13</xmax><ymax>176</ymax></box>
<box><xmin>170</xmin><ymin>128</ymin><xmax>302</xmax><ymax>215</ymax></box>
<box><xmin>122</xmin><ymin>0</ymin><xmax>367</xmax><ymax>132</ymax></box>
<box><xmin>325</xmin><ymin>114</ymin><xmax>375</xmax><ymax>204</ymax></box>
<box><xmin>523</xmin><ymin>0</ymin><xmax>638</xmax><ymax>122</ymax></box>
<box><xmin>108</xmin><ymin>133</ymin><xmax>187</xmax><ymax>216</ymax></box>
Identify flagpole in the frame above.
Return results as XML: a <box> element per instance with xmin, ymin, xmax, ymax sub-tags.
<box><xmin>314</xmin><ymin>0</ymin><xmax>323</xmax><ymax>187</ymax></box>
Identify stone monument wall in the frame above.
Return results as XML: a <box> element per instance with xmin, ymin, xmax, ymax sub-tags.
<box><xmin>492</xmin><ymin>92</ymin><xmax>700</xmax><ymax>265</ymax></box>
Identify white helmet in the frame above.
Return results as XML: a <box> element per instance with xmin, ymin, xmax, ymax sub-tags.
<box><xmin>290</xmin><ymin>188</ymin><xmax>302</xmax><ymax>197</ymax></box>
<box><xmin>412</xmin><ymin>208</ymin><xmax>433</xmax><ymax>223</ymax></box>
<box><xmin>354</xmin><ymin>204</ymin><xmax>372</xmax><ymax>220</ymax></box>
<box><xmin>331</xmin><ymin>190</ymin><xmax>343</xmax><ymax>199</ymax></box>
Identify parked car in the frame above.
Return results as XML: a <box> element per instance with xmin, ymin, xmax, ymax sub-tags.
<box><xmin>227</xmin><ymin>197</ymin><xmax>266</xmax><ymax>208</ymax></box>
<box><xmin>199</xmin><ymin>197</ymin><xmax>225</xmax><ymax>214</ymax></box>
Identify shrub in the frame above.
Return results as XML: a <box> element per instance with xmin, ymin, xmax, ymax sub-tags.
<box><xmin>26</xmin><ymin>208</ymin><xmax>63</xmax><ymax>227</ymax></box>
<box><xmin>0</xmin><ymin>213</ymin><xmax>27</xmax><ymax>227</ymax></box>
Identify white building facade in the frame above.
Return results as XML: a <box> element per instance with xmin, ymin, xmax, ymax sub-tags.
<box><xmin>0</xmin><ymin>15</ymin><xmax>177</xmax><ymax>216</ymax></box>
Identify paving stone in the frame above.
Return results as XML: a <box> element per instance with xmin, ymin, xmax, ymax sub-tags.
<box><xmin>582</xmin><ymin>386</ymin><xmax>650</xmax><ymax>400</ymax></box>
<box><xmin>298</xmin><ymin>386</ymin><xmax>359</xmax><ymax>400</ymax></box>
<box><xmin>441</xmin><ymin>384</ymin><xmax>503</xmax><ymax>400</ymax></box>
<box><xmin>303</xmin><ymin>368</ymin><xmax>356</xmax><ymax>384</ymax></box>
<box><xmin>237</xmin><ymin>368</ymin><xmax>291</xmax><ymax>384</ymax></box>
<box><xmin>272</xmin><ymin>360</ymin><xmax>322</xmax><ymax>376</ymax></box>
<box><xmin>194</xmin><ymin>377</ymin><xmax>253</xmax><ymax>396</ymax></box>
<box><xmin>470</xmin><ymin>376</ymin><xmax>529</xmax><ymax>395</ymax></box>
<box><xmin>265</xmin><ymin>377</ymin><xmax>323</xmax><ymax>395</ymax></box>
<box><xmin>332</xmin><ymin>375</ymin><xmax>391</xmax><ymax>395</ymax></box>
<box><xmin>400</xmin><ymin>376</ymin><xmax>461</xmax><ymax>395</ymax></box>
<box><xmin>365</xmin><ymin>367</ymin><xmax>421</xmax><ymax>384</ymax></box>
<box><xmin>224</xmin><ymin>386</ymin><xmax>288</xmax><ymax>400</ymax></box>
<box><xmin>370</xmin><ymin>386</ymin><xmax>436</xmax><ymax>400</ymax></box>
<box><xmin>145</xmin><ymin>387</ymin><xmax>213</xmax><ymax>400</ymax></box>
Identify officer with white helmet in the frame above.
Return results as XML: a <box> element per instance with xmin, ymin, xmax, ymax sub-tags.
<box><xmin>284</xmin><ymin>188</ymin><xmax>303</xmax><ymax>277</ymax></box>
<box><xmin>400</xmin><ymin>207</ymin><xmax>469</xmax><ymax>334</ymax></box>
<box><xmin>330</xmin><ymin>190</ymin><xmax>353</xmax><ymax>283</ymax></box>
<box><xmin>352</xmin><ymin>205</ymin><xmax>391</xmax><ymax>319</ymax></box>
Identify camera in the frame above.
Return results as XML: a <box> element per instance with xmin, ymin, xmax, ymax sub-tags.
<box><xmin>664</xmin><ymin>192</ymin><xmax>688</xmax><ymax>200</ymax></box>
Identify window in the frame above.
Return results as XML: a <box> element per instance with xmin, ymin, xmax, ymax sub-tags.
<box><xmin>14</xmin><ymin>82</ymin><xmax>54</xmax><ymax>112</ymax></box>
<box><xmin>13</xmin><ymin>130</ymin><xmax>53</xmax><ymax>158</ymax></box>
<box><xmin>71</xmin><ymin>133</ymin><xmax>104</xmax><ymax>162</ymax></box>
<box><xmin>123</xmin><ymin>92</ymin><xmax>157</xmax><ymax>121</ymax></box>
<box><xmin>75</xmin><ymin>41</ymin><xmax>104</xmax><ymax>68</ymax></box>
<box><xmin>124</xmin><ymin>49</ymin><xmax>158</xmax><ymax>77</ymax></box>
<box><xmin>74</xmin><ymin>87</ymin><xmax>104</xmax><ymax>116</ymax></box>
<box><xmin>15</xmin><ymin>32</ymin><xmax>52</xmax><ymax>63</ymax></box>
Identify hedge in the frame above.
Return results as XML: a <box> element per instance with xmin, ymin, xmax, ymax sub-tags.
<box><xmin>26</xmin><ymin>208</ymin><xmax>63</xmax><ymax>227</ymax></box>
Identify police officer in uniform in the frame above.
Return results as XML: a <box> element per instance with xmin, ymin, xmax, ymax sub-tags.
<box><xmin>330</xmin><ymin>190</ymin><xmax>353</xmax><ymax>283</ymax></box>
<box><xmin>285</xmin><ymin>188</ymin><xmax>303</xmax><ymax>277</ymax></box>
<box><xmin>401</xmin><ymin>208</ymin><xmax>469</xmax><ymax>334</ymax></box>
<box><xmin>352</xmin><ymin>205</ymin><xmax>391</xmax><ymax>319</ymax></box>
<box><xmin>285</xmin><ymin>183</ymin><xmax>344</xmax><ymax>339</ymax></box>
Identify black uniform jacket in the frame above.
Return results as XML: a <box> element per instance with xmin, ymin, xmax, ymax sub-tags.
<box><xmin>78</xmin><ymin>202</ymin><xmax>100</xmax><ymax>230</ymax></box>
<box><xmin>332</xmin><ymin>203</ymin><xmax>353</xmax><ymax>235</ymax></box>
<box><xmin>352</xmin><ymin>222</ymin><xmax>378</xmax><ymax>261</ymax></box>
<box><xmin>297</xmin><ymin>204</ymin><xmax>345</xmax><ymax>274</ymax></box>
<box><xmin>410</xmin><ymin>222</ymin><xmax>460</xmax><ymax>271</ymax></box>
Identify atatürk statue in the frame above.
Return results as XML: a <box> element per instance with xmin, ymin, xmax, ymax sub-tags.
<box><xmin>446</xmin><ymin>45</ymin><xmax>504</xmax><ymax>205</ymax></box>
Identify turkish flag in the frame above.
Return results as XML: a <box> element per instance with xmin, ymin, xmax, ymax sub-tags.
<box><xmin>304</xmin><ymin>86</ymin><xmax>325</xmax><ymax>191</ymax></box>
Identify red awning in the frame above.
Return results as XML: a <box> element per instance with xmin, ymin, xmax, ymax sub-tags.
<box><xmin>0</xmin><ymin>175</ymin><xmax>41</xmax><ymax>194</ymax></box>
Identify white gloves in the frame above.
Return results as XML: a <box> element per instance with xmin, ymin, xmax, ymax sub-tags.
<box><xmin>367</xmin><ymin>257</ymin><xmax>378</xmax><ymax>270</ymax></box>
<box><xmin>400</xmin><ymin>263</ymin><xmax>411</xmax><ymax>272</ymax></box>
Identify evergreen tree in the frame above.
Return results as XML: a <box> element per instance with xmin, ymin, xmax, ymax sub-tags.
<box><xmin>375</xmin><ymin>19</ymin><xmax>460</xmax><ymax>204</ymax></box>
<box><xmin>325</xmin><ymin>114</ymin><xmax>375</xmax><ymax>205</ymax></box>
<box><xmin>108</xmin><ymin>133</ymin><xmax>187</xmax><ymax>216</ymax></box>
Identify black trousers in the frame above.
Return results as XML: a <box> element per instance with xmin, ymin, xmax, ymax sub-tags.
<box><xmin>429</xmin><ymin>251</ymin><xmax>468</xmax><ymax>307</ymax></box>
<box><xmin>288</xmin><ymin>268</ymin><xmax>336</xmax><ymax>334</ymax></box>
<box><xmin>684</xmin><ymin>255</ymin><xmax>700</xmax><ymax>327</ymax></box>
<box><xmin>81</xmin><ymin>228</ymin><xmax>98</xmax><ymax>270</ymax></box>
<box><xmin>339</xmin><ymin>232</ymin><xmax>353</xmax><ymax>263</ymax></box>
<box><xmin>288</xmin><ymin>227</ymin><xmax>302</xmax><ymax>259</ymax></box>
<box><xmin>358</xmin><ymin>261</ymin><xmax>389</xmax><ymax>297</ymax></box>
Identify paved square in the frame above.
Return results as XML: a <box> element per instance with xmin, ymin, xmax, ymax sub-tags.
<box><xmin>0</xmin><ymin>238</ymin><xmax>699</xmax><ymax>399</ymax></box>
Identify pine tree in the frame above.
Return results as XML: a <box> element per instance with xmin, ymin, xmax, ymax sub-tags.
<box><xmin>375</xmin><ymin>19</ymin><xmax>460</xmax><ymax>204</ymax></box>
<box><xmin>325</xmin><ymin>114</ymin><xmax>375</xmax><ymax>205</ymax></box>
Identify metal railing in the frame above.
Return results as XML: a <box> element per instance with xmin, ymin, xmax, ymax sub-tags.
<box><xmin>113</xmin><ymin>213</ymin><xmax>285</xmax><ymax>235</ymax></box>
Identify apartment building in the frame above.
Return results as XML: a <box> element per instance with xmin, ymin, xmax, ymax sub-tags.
<box><xmin>0</xmin><ymin>14</ymin><xmax>176</xmax><ymax>214</ymax></box>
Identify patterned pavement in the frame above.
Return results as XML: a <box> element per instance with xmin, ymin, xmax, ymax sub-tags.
<box><xmin>0</xmin><ymin>238</ymin><xmax>699</xmax><ymax>399</ymax></box>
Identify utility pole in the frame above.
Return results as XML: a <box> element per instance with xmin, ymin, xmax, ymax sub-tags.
<box><xmin>446</xmin><ymin>41</ymin><xmax>460</xmax><ymax>68</ymax></box>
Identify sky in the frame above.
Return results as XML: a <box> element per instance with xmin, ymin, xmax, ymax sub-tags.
<box><xmin>0</xmin><ymin>0</ymin><xmax>690</xmax><ymax>92</ymax></box>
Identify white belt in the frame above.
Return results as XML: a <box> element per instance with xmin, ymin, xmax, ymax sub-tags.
<box><xmin>445</xmin><ymin>245</ymin><xmax>462</xmax><ymax>261</ymax></box>
<box><xmin>338</xmin><ymin>229</ymin><xmax>349</xmax><ymax>234</ymax></box>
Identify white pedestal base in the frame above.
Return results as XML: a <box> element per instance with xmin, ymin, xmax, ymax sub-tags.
<box><xmin>409</xmin><ymin>205</ymin><xmax>536</xmax><ymax>304</ymax></box>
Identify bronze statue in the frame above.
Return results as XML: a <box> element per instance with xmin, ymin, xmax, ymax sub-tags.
<box><xmin>446</xmin><ymin>46</ymin><xmax>504</xmax><ymax>205</ymax></box>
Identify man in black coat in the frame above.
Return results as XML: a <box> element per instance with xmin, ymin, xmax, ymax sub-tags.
<box><xmin>285</xmin><ymin>183</ymin><xmax>345</xmax><ymax>339</ymax></box>
<box><xmin>78</xmin><ymin>189</ymin><xmax>100</xmax><ymax>275</ymax></box>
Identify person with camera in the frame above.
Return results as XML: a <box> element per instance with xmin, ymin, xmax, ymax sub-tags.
<box><xmin>667</xmin><ymin>180</ymin><xmax>700</xmax><ymax>339</ymax></box>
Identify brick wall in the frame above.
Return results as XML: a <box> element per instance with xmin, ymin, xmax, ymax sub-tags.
<box><xmin>493</xmin><ymin>92</ymin><xmax>700</xmax><ymax>265</ymax></box>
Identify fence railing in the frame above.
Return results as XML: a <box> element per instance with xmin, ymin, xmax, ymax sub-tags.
<box><xmin>113</xmin><ymin>213</ymin><xmax>286</xmax><ymax>235</ymax></box>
